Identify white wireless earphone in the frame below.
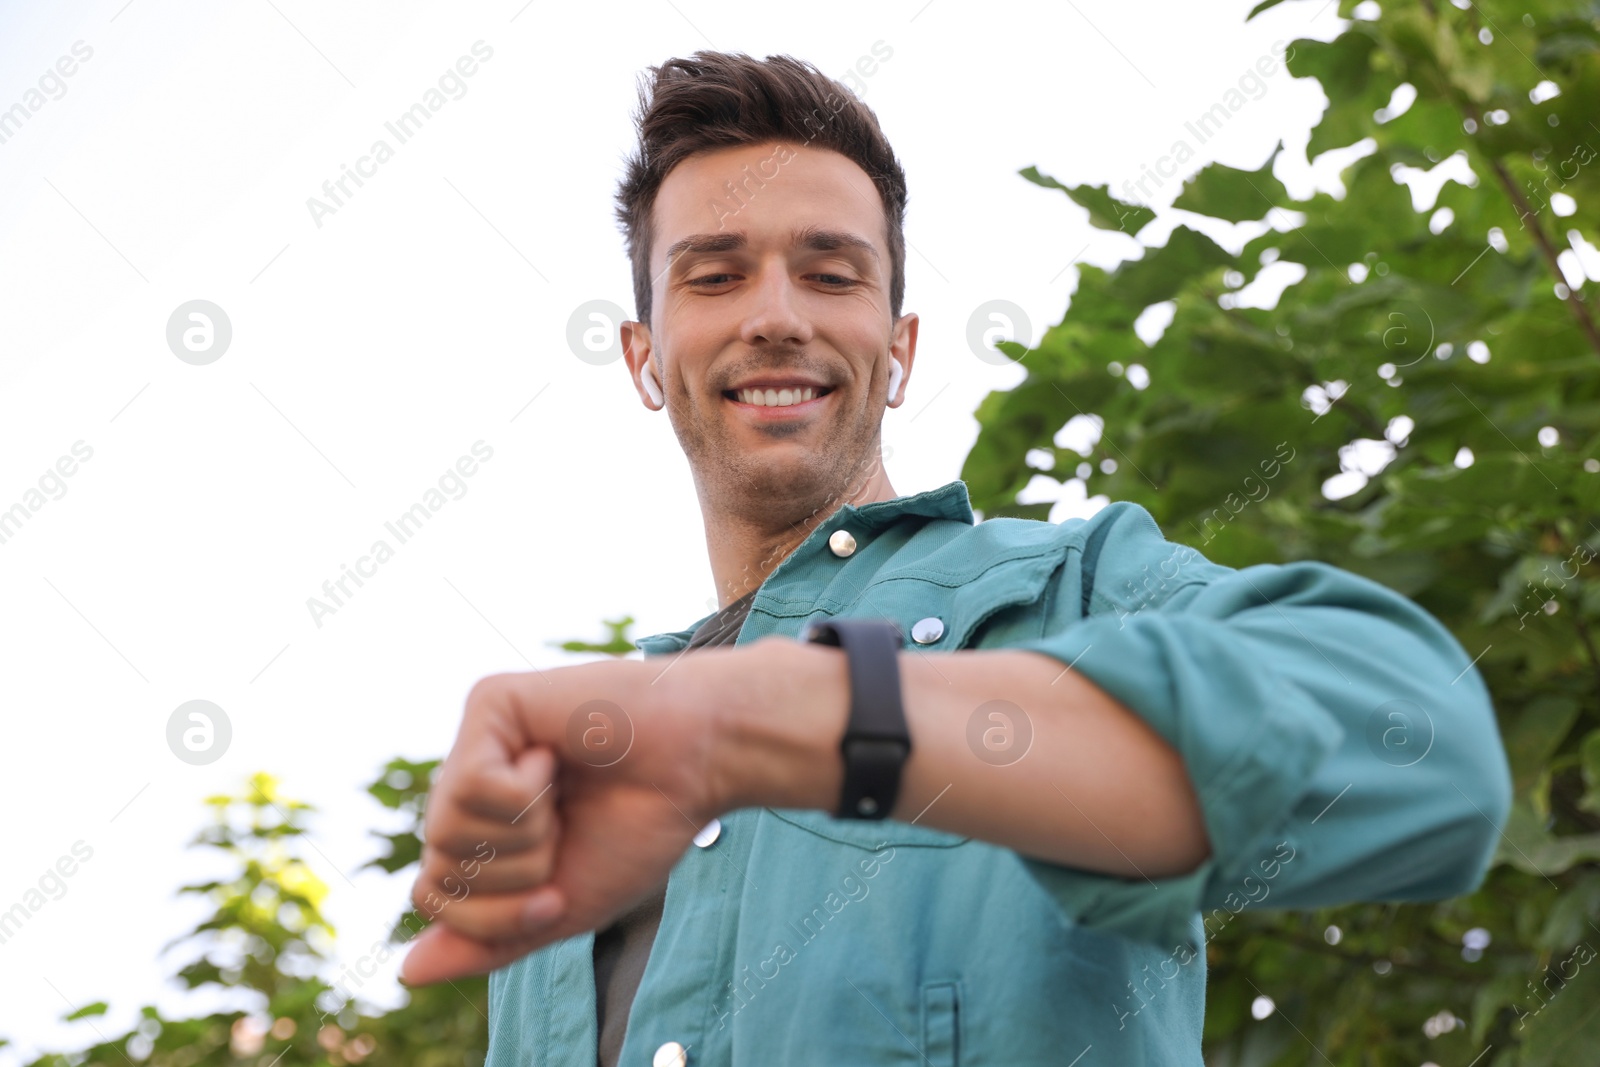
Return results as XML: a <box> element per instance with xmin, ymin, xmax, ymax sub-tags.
<box><xmin>641</xmin><ymin>359</ymin><xmax>664</xmax><ymax>407</ymax></box>
<box><xmin>887</xmin><ymin>358</ymin><xmax>904</xmax><ymax>403</ymax></box>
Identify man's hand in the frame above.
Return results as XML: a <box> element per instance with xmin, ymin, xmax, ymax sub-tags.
<box><xmin>400</xmin><ymin>656</ymin><xmax>725</xmax><ymax>986</ymax></box>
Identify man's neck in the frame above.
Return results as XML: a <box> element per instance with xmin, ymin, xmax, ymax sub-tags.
<box><xmin>700</xmin><ymin>466</ymin><xmax>898</xmax><ymax>610</ymax></box>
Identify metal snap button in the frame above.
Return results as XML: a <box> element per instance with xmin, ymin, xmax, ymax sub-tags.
<box><xmin>828</xmin><ymin>529</ymin><xmax>858</xmax><ymax>557</ymax></box>
<box><xmin>910</xmin><ymin>616</ymin><xmax>945</xmax><ymax>644</ymax></box>
<box><xmin>654</xmin><ymin>1042</ymin><xmax>688</xmax><ymax>1067</ymax></box>
<box><xmin>693</xmin><ymin>818</ymin><xmax>721</xmax><ymax>848</ymax></box>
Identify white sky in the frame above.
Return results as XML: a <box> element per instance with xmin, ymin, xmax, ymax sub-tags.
<box><xmin>0</xmin><ymin>0</ymin><xmax>1348</xmax><ymax>1055</ymax></box>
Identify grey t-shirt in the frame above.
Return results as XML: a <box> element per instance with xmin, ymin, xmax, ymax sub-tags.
<box><xmin>593</xmin><ymin>590</ymin><xmax>756</xmax><ymax>1067</ymax></box>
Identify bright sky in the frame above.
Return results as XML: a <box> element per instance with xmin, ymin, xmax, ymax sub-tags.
<box><xmin>0</xmin><ymin>0</ymin><xmax>1349</xmax><ymax>1056</ymax></box>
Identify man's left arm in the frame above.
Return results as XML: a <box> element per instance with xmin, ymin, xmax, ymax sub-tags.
<box><xmin>400</xmin><ymin>502</ymin><xmax>1514</xmax><ymax>984</ymax></box>
<box><xmin>707</xmin><ymin>501</ymin><xmax>1514</xmax><ymax>953</ymax></box>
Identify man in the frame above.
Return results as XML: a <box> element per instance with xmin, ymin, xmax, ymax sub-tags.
<box><xmin>400</xmin><ymin>50</ymin><xmax>1512</xmax><ymax>1066</ymax></box>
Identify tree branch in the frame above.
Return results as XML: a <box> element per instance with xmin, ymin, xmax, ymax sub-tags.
<box><xmin>1421</xmin><ymin>0</ymin><xmax>1600</xmax><ymax>357</ymax></box>
<box><xmin>1484</xmin><ymin>157</ymin><xmax>1600</xmax><ymax>358</ymax></box>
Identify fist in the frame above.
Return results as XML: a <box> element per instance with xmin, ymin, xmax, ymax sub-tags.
<box><xmin>401</xmin><ymin>658</ymin><xmax>723</xmax><ymax>986</ymax></box>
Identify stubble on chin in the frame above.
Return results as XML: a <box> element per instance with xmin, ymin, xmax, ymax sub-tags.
<box><xmin>677</xmin><ymin>389</ymin><xmax>882</xmax><ymax>523</ymax></box>
<box><xmin>710</xmin><ymin>445</ymin><xmax>833</xmax><ymax>521</ymax></box>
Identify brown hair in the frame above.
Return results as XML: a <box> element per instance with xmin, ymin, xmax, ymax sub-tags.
<box><xmin>614</xmin><ymin>50</ymin><xmax>908</xmax><ymax>327</ymax></box>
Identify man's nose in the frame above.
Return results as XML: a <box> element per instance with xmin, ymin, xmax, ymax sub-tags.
<box><xmin>739</xmin><ymin>265</ymin><xmax>813</xmax><ymax>348</ymax></box>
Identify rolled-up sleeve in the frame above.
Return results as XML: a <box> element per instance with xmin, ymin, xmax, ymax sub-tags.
<box><xmin>1006</xmin><ymin>501</ymin><xmax>1512</xmax><ymax>953</ymax></box>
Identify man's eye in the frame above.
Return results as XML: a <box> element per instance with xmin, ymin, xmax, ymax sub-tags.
<box><xmin>688</xmin><ymin>272</ymin><xmax>855</xmax><ymax>288</ymax></box>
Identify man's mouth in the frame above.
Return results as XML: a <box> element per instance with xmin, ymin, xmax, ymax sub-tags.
<box><xmin>722</xmin><ymin>385</ymin><xmax>833</xmax><ymax>413</ymax></box>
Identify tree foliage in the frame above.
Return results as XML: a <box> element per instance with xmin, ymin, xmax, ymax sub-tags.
<box><xmin>10</xmin><ymin>1</ymin><xmax>1600</xmax><ymax>1063</ymax></box>
<box><xmin>965</xmin><ymin>0</ymin><xmax>1600</xmax><ymax>1062</ymax></box>
<box><xmin>5</xmin><ymin>769</ymin><xmax>489</xmax><ymax>1067</ymax></box>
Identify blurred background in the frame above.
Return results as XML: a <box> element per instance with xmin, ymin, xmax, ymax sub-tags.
<box><xmin>1</xmin><ymin>0</ymin><xmax>1595</xmax><ymax>1063</ymax></box>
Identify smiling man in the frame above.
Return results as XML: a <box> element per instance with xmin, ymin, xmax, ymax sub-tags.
<box><xmin>400</xmin><ymin>51</ymin><xmax>1512</xmax><ymax>1066</ymax></box>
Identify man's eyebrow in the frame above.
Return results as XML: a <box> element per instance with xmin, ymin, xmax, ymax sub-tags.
<box><xmin>793</xmin><ymin>226</ymin><xmax>880</xmax><ymax>262</ymax></box>
<box><xmin>663</xmin><ymin>227</ymin><xmax>881</xmax><ymax>269</ymax></box>
<box><xmin>663</xmin><ymin>231</ymin><xmax>745</xmax><ymax>265</ymax></box>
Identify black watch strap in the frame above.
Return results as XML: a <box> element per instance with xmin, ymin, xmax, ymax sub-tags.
<box><xmin>798</xmin><ymin>618</ymin><xmax>911</xmax><ymax>820</ymax></box>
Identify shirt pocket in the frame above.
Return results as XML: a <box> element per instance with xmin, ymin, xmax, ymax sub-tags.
<box><xmin>922</xmin><ymin>980</ymin><xmax>962</xmax><ymax>1067</ymax></box>
<box><xmin>765</xmin><ymin>549</ymin><xmax>1069</xmax><ymax>852</ymax></box>
<box><xmin>840</xmin><ymin>544</ymin><xmax>1068</xmax><ymax>655</ymax></box>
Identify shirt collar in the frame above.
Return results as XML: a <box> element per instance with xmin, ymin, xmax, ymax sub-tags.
<box><xmin>837</xmin><ymin>477</ymin><xmax>974</xmax><ymax>530</ymax></box>
<box><xmin>634</xmin><ymin>479</ymin><xmax>976</xmax><ymax>652</ymax></box>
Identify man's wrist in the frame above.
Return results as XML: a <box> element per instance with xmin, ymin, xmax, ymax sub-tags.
<box><xmin>694</xmin><ymin>636</ymin><xmax>853</xmax><ymax>816</ymax></box>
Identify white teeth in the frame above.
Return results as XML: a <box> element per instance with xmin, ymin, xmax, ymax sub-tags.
<box><xmin>737</xmin><ymin>386</ymin><xmax>819</xmax><ymax>407</ymax></box>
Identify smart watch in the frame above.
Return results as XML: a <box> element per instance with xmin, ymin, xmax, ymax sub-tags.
<box><xmin>797</xmin><ymin>617</ymin><xmax>911</xmax><ymax>820</ymax></box>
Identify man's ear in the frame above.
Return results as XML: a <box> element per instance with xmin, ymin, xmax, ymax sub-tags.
<box><xmin>886</xmin><ymin>312</ymin><xmax>918</xmax><ymax>408</ymax></box>
<box><xmin>621</xmin><ymin>321</ymin><xmax>664</xmax><ymax>410</ymax></box>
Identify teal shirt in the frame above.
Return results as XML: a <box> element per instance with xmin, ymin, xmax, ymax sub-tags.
<box><xmin>486</xmin><ymin>479</ymin><xmax>1511</xmax><ymax>1066</ymax></box>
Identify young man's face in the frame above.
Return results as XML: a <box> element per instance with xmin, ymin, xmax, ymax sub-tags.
<box><xmin>623</xmin><ymin>140</ymin><xmax>917</xmax><ymax>512</ymax></box>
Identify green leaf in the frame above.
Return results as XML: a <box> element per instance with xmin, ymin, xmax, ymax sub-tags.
<box><xmin>1501</xmin><ymin>695</ymin><xmax>1582</xmax><ymax>793</ymax></box>
<box><xmin>1497</xmin><ymin>801</ymin><xmax>1600</xmax><ymax>878</ymax></box>
<box><xmin>1246</xmin><ymin>0</ymin><xmax>1291</xmax><ymax>18</ymax></box>
<box><xmin>1115</xmin><ymin>225</ymin><xmax>1236</xmax><ymax>308</ymax></box>
<box><xmin>1471</xmin><ymin>971</ymin><xmax>1528</xmax><ymax>1047</ymax></box>
<box><xmin>551</xmin><ymin>615</ymin><xmax>639</xmax><ymax>656</ymax></box>
<box><xmin>1019</xmin><ymin>167</ymin><xmax>1156</xmax><ymax>234</ymax></box>
<box><xmin>365</xmin><ymin>756</ymin><xmax>439</xmax><ymax>810</ymax></box>
<box><xmin>1580</xmin><ymin>728</ymin><xmax>1600</xmax><ymax>816</ymax></box>
<box><xmin>63</xmin><ymin>1002</ymin><xmax>109</xmax><ymax>1021</ymax></box>
<box><xmin>1535</xmin><ymin>871</ymin><xmax>1600</xmax><ymax>950</ymax></box>
<box><xmin>1519</xmin><ymin>945</ymin><xmax>1600</xmax><ymax>1067</ymax></box>
<box><xmin>363</xmin><ymin>829</ymin><xmax>423</xmax><ymax>874</ymax></box>
<box><xmin>1172</xmin><ymin>143</ymin><xmax>1290</xmax><ymax>222</ymax></box>
<box><xmin>1287</xmin><ymin>30</ymin><xmax>1396</xmax><ymax>159</ymax></box>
